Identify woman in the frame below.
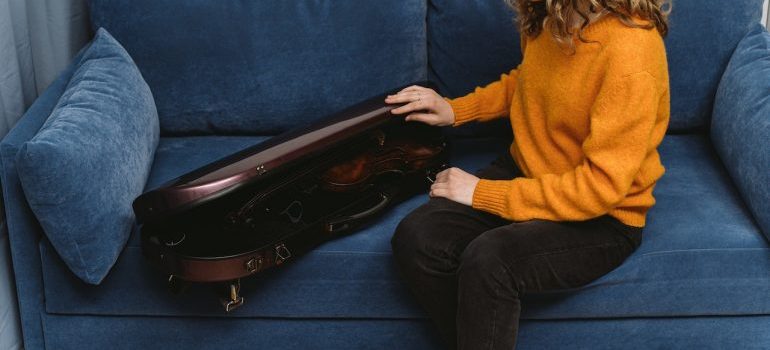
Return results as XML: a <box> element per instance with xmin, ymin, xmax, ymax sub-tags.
<box><xmin>385</xmin><ymin>0</ymin><xmax>671</xmax><ymax>349</ymax></box>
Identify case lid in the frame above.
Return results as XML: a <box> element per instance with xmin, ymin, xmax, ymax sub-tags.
<box><xmin>132</xmin><ymin>81</ymin><xmax>435</xmax><ymax>224</ymax></box>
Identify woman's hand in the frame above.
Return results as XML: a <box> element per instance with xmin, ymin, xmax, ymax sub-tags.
<box><xmin>384</xmin><ymin>85</ymin><xmax>455</xmax><ymax>126</ymax></box>
<box><xmin>429</xmin><ymin>167</ymin><xmax>480</xmax><ymax>206</ymax></box>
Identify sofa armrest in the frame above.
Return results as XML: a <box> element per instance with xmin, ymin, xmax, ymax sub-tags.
<box><xmin>711</xmin><ymin>25</ymin><xmax>770</xmax><ymax>238</ymax></box>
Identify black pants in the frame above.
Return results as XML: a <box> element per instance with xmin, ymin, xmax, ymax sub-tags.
<box><xmin>391</xmin><ymin>153</ymin><xmax>642</xmax><ymax>350</ymax></box>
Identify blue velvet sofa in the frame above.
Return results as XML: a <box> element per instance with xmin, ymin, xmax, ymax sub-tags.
<box><xmin>3</xmin><ymin>1</ymin><xmax>769</xmax><ymax>349</ymax></box>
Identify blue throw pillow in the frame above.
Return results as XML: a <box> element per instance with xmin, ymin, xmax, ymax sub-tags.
<box><xmin>712</xmin><ymin>24</ymin><xmax>770</xmax><ymax>238</ymax></box>
<box><xmin>16</xmin><ymin>28</ymin><xmax>159</xmax><ymax>284</ymax></box>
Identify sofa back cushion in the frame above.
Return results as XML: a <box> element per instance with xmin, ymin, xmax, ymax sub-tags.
<box><xmin>665</xmin><ymin>0</ymin><xmax>764</xmax><ymax>132</ymax></box>
<box><xmin>427</xmin><ymin>0</ymin><xmax>764</xmax><ymax>134</ymax></box>
<box><xmin>712</xmin><ymin>25</ymin><xmax>770</xmax><ymax>238</ymax></box>
<box><xmin>89</xmin><ymin>1</ymin><xmax>427</xmax><ymax>135</ymax></box>
<box><xmin>15</xmin><ymin>28</ymin><xmax>159</xmax><ymax>285</ymax></box>
<box><xmin>427</xmin><ymin>0</ymin><xmax>521</xmax><ymax>138</ymax></box>
<box><xmin>428</xmin><ymin>0</ymin><xmax>522</xmax><ymax>100</ymax></box>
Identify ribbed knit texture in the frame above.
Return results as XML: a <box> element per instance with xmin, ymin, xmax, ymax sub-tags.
<box><xmin>448</xmin><ymin>16</ymin><xmax>670</xmax><ymax>228</ymax></box>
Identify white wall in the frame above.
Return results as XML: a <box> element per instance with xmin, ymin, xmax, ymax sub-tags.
<box><xmin>764</xmin><ymin>0</ymin><xmax>769</xmax><ymax>27</ymax></box>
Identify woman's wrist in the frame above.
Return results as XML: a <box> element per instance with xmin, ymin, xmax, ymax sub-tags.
<box><xmin>446</xmin><ymin>96</ymin><xmax>479</xmax><ymax>127</ymax></box>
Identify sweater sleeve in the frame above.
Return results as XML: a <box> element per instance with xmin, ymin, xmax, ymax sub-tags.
<box><xmin>471</xmin><ymin>71</ymin><xmax>662</xmax><ymax>222</ymax></box>
<box><xmin>447</xmin><ymin>34</ymin><xmax>529</xmax><ymax>127</ymax></box>
<box><xmin>446</xmin><ymin>67</ymin><xmax>521</xmax><ymax>127</ymax></box>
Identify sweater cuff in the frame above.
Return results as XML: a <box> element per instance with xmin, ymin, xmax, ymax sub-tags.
<box><xmin>472</xmin><ymin>179</ymin><xmax>513</xmax><ymax>219</ymax></box>
<box><xmin>446</xmin><ymin>96</ymin><xmax>480</xmax><ymax>127</ymax></box>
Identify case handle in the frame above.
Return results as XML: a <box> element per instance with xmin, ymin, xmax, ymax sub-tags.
<box><xmin>324</xmin><ymin>192</ymin><xmax>391</xmax><ymax>234</ymax></box>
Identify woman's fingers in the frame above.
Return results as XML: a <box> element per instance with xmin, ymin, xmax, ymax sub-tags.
<box><xmin>429</xmin><ymin>187</ymin><xmax>448</xmax><ymax>198</ymax></box>
<box><xmin>391</xmin><ymin>100</ymin><xmax>429</xmax><ymax>115</ymax></box>
<box><xmin>404</xmin><ymin>113</ymin><xmax>436</xmax><ymax>123</ymax></box>
<box><xmin>398</xmin><ymin>85</ymin><xmax>430</xmax><ymax>94</ymax></box>
<box><xmin>434</xmin><ymin>169</ymin><xmax>450</xmax><ymax>183</ymax></box>
<box><xmin>385</xmin><ymin>86</ymin><xmax>452</xmax><ymax>126</ymax></box>
<box><xmin>386</xmin><ymin>86</ymin><xmax>435</xmax><ymax>102</ymax></box>
<box><xmin>430</xmin><ymin>182</ymin><xmax>448</xmax><ymax>191</ymax></box>
<box><xmin>385</xmin><ymin>92</ymin><xmax>422</xmax><ymax>104</ymax></box>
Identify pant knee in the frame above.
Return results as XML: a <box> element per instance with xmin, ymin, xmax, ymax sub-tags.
<box><xmin>391</xmin><ymin>200</ymin><xmax>445</xmax><ymax>256</ymax></box>
<box><xmin>391</xmin><ymin>205</ymin><xmax>458</xmax><ymax>274</ymax></box>
<box><xmin>459</xmin><ymin>234</ymin><xmax>503</xmax><ymax>275</ymax></box>
<box><xmin>391</xmin><ymin>212</ymin><xmax>421</xmax><ymax>261</ymax></box>
<box><xmin>459</xmin><ymin>232</ymin><xmax>522</xmax><ymax>294</ymax></box>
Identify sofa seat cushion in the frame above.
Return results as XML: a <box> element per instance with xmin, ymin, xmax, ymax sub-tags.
<box><xmin>39</xmin><ymin>134</ymin><xmax>770</xmax><ymax>320</ymax></box>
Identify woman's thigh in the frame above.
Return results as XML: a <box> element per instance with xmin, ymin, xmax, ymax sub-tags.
<box><xmin>391</xmin><ymin>197</ymin><xmax>506</xmax><ymax>270</ymax></box>
<box><xmin>391</xmin><ymin>152</ymin><xmax>522</xmax><ymax>264</ymax></box>
<box><xmin>459</xmin><ymin>215</ymin><xmax>642</xmax><ymax>293</ymax></box>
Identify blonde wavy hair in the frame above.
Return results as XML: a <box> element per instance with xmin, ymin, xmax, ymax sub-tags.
<box><xmin>507</xmin><ymin>0</ymin><xmax>671</xmax><ymax>51</ymax></box>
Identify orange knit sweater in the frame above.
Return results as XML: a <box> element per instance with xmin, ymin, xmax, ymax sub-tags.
<box><xmin>447</xmin><ymin>16</ymin><xmax>670</xmax><ymax>228</ymax></box>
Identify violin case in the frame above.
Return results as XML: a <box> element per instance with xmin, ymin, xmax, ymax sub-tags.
<box><xmin>132</xmin><ymin>82</ymin><xmax>448</xmax><ymax>311</ymax></box>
